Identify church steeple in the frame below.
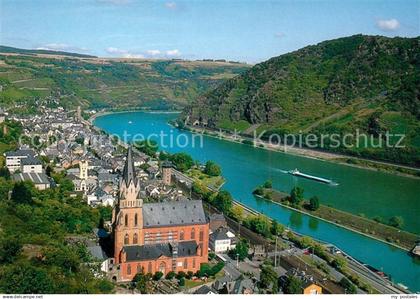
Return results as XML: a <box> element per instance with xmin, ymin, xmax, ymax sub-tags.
<box><xmin>122</xmin><ymin>145</ymin><xmax>137</xmax><ymax>188</ymax></box>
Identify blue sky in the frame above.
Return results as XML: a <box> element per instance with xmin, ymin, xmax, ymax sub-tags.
<box><xmin>1</xmin><ymin>0</ymin><xmax>419</xmax><ymax>62</ymax></box>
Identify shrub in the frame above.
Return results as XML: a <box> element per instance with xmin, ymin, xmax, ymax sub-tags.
<box><xmin>165</xmin><ymin>271</ymin><xmax>176</xmax><ymax>280</ymax></box>
<box><xmin>153</xmin><ymin>271</ymin><xmax>163</xmax><ymax>281</ymax></box>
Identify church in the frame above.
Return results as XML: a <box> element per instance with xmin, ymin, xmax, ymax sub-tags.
<box><xmin>112</xmin><ymin>146</ymin><xmax>209</xmax><ymax>281</ymax></box>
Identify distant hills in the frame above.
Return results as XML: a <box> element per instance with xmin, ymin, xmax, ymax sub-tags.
<box><xmin>184</xmin><ymin>35</ymin><xmax>420</xmax><ymax>166</ymax></box>
<box><xmin>0</xmin><ymin>45</ymin><xmax>97</xmax><ymax>58</ymax></box>
<box><xmin>0</xmin><ymin>46</ymin><xmax>250</xmax><ymax>112</ymax></box>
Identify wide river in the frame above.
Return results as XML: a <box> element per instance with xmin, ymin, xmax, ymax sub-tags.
<box><xmin>94</xmin><ymin>111</ymin><xmax>420</xmax><ymax>292</ymax></box>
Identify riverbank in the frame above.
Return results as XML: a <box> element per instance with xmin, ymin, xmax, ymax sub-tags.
<box><xmin>180</xmin><ymin>124</ymin><xmax>420</xmax><ymax>179</ymax></box>
<box><xmin>88</xmin><ymin>108</ymin><xmax>181</xmax><ymax>123</ymax></box>
<box><xmin>255</xmin><ymin>188</ymin><xmax>419</xmax><ymax>252</ymax></box>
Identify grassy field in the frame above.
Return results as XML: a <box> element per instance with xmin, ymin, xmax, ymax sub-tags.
<box><xmin>187</xmin><ymin>168</ymin><xmax>225</xmax><ymax>190</ymax></box>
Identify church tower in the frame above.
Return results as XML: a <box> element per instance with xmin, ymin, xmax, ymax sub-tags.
<box><xmin>112</xmin><ymin>146</ymin><xmax>143</xmax><ymax>263</ymax></box>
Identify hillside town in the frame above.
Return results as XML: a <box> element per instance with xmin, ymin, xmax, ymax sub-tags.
<box><xmin>1</xmin><ymin>106</ymin><xmax>414</xmax><ymax>295</ymax></box>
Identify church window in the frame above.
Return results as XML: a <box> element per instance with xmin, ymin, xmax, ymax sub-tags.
<box><xmin>191</xmin><ymin>228</ymin><xmax>195</xmax><ymax>239</ymax></box>
<box><xmin>125</xmin><ymin>214</ymin><xmax>128</xmax><ymax>226</ymax></box>
<box><xmin>127</xmin><ymin>264</ymin><xmax>131</xmax><ymax>275</ymax></box>
<box><xmin>183</xmin><ymin>259</ymin><xmax>188</xmax><ymax>269</ymax></box>
<box><xmin>148</xmin><ymin>262</ymin><xmax>152</xmax><ymax>273</ymax></box>
<box><xmin>180</xmin><ymin>230</ymin><xmax>184</xmax><ymax>240</ymax></box>
<box><xmin>134</xmin><ymin>213</ymin><xmax>138</xmax><ymax>226</ymax></box>
<box><xmin>133</xmin><ymin>233</ymin><xmax>138</xmax><ymax>244</ymax></box>
<box><xmin>192</xmin><ymin>258</ymin><xmax>196</xmax><ymax>268</ymax></box>
<box><xmin>199</xmin><ymin>229</ymin><xmax>204</xmax><ymax>241</ymax></box>
<box><xmin>124</xmin><ymin>233</ymin><xmax>129</xmax><ymax>245</ymax></box>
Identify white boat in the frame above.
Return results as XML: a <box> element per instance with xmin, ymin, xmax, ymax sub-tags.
<box><xmin>288</xmin><ymin>168</ymin><xmax>336</xmax><ymax>185</ymax></box>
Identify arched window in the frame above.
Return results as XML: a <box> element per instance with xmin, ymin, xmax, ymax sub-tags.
<box><xmin>199</xmin><ymin>229</ymin><xmax>204</xmax><ymax>242</ymax></box>
<box><xmin>168</xmin><ymin>231</ymin><xmax>173</xmax><ymax>241</ymax></box>
<box><xmin>133</xmin><ymin>233</ymin><xmax>138</xmax><ymax>244</ymax></box>
<box><xmin>125</xmin><ymin>214</ymin><xmax>128</xmax><ymax>226</ymax></box>
<box><xmin>192</xmin><ymin>258</ymin><xmax>196</xmax><ymax>269</ymax></box>
<box><xmin>159</xmin><ymin>262</ymin><xmax>166</xmax><ymax>274</ymax></box>
<box><xmin>124</xmin><ymin>233</ymin><xmax>129</xmax><ymax>245</ymax></box>
<box><xmin>134</xmin><ymin>213</ymin><xmax>138</xmax><ymax>226</ymax></box>
<box><xmin>180</xmin><ymin>230</ymin><xmax>184</xmax><ymax>240</ymax></box>
<box><xmin>148</xmin><ymin>262</ymin><xmax>152</xmax><ymax>273</ymax></box>
<box><xmin>127</xmin><ymin>264</ymin><xmax>131</xmax><ymax>275</ymax></box>
<box><xmin>183</xmin><ymin>259</ymin><xmax>188</xmax><ymax>269</ymax></box>
<box><xmin>137</xmin><ymin>264</ymin><xmax>142</xmax><ymax>274</ymax></box>
<box><xmin>191</xmin><ymin>228</ymin><xmax>195</xmax><ymax>239</ymax></box>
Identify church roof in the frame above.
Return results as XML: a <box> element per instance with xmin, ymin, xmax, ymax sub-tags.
<box><xmin>123</xmin><ymin>240</ymin><xmax>198</xmax><ymax>261</ymax></box>
<box><xmin>122</xmin><ymin>146</ymin><xmax>137</xmax><ymax>187</ymax></box>
<box><xmin>142</xmin><ymin>200</ymin><xmax>207</xmax><ymax>228</ymax></box>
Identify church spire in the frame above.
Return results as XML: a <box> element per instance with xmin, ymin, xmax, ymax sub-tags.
<box><xmin>122</xmin><ymin>145</ymin><xmax>137</xmax><ymax>187</ymax></box>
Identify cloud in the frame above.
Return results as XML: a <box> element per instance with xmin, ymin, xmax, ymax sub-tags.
<box><xmin>122</xmin><ymin>53</ymin><xmax>145</xmax><ymax>58</ymax></box>
<box><xmin>165</xmin><ymin>49</ymin><xmax>181</xmax><ymax>57</ymax></box>
<box><xmin>105</xmin><ymin>47</ymin><xmax>128</xmax><ymax>55</ymax></box>
<box><xmin>376</xmin><ymin>18</ymin><xmax>400</xmax><ymax>31</ymax></box>
<box><xmin>36</xmin><ymin>43</ymin><xmax>89</xmax><ymax>53</ymax></box>
<box><xmin>146</xmin><ymin>49</ymin><xmax>161</xmax><ymax>56</ymax></box>
<box><xmin>105</xmin><ymin>47</ymin><xmax>181</xmax><ymax>58</ymax></box>
<box><xmin>165</xmin><ymin>2</ymin><xmax>177</xmax><ymax>9</ymax></box>
<box><xmin>274</xmin><ymin>32</ymin><xmax>285</xmax><ymax>38</ymax></box>
<box><xmin>105</xmin><ymin>47</ymin><xmax>144</xmax><ymax>58</ymax></box>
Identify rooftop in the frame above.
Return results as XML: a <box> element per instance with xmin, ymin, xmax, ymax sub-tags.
<box><xmin>123</xmin><ymin>240</ymin><xmax>198</xmax><ymax>262</ymax></box>
<box><xmin>142</xmin><ymin>200</ymin><xmax>207</xmax><ymax>228</ymax></box>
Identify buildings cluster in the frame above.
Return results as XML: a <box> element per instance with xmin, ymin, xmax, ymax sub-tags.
<box><xmin>3</xmin><ymin>106</ymin><xmax>324</xmax><ymax>294</ymax></box>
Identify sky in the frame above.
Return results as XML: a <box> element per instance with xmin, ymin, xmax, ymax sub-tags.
<box><xmin>1</xmin><ymin>0</ymin><xmax>419</xmax><ymax>63</ymax></box>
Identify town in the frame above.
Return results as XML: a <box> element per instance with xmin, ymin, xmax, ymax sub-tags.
<box><xmin>0</xmin><ymin>105</ymin><xmax>411</xmax><ymax>295</ymax></box>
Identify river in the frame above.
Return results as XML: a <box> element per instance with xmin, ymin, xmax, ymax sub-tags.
<box><xmin>94</xmin><ymin>111</ymin><xmax>420</xmax><ymax>292</ymax></box>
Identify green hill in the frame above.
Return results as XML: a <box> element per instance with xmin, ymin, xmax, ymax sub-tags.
<box><xmin>0</xmin><ymin>47</ymin><xmax>249</xmax><ymax>112</ymax></box>
<box><xmin>184</xmin><ymin>35</ymin><xmax>420</xmax><ymax>166</ymax></box>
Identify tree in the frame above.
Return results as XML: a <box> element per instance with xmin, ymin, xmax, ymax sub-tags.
<box><xmin>389</xmin><ymin>216</ymin><xmax>404</xmax><ymax>228</ymax></box>
<box><xmin>309</xmin><ymin>196</ymin><xmax>320</xmax><ymax>211</ymax></box>
<box><xmin>270</xmin><ymin>220</ymin><xmax>284</xmax><ymax>236</ymax></box>
<box><xmin>165</xmin><ymin>271</ymin><xmax>176</xmax><ymax>279</ymax></box>
<box><xmin>284</xmin><ymin>275</ymin><xmax>302</xmax><ymax>294</ymax></box>
<box><xmin>263</xmin><ymin>180</ymin><xmax>273</xmax><ymax>189</ymax></box>
<box><xmin>229</xmin><ymin>239</ymin><xmax>249</xmax><ymax>261</ymax></box>
<box><xmin>133</xmin><ymin>273</ymin><xmax>151</xmax><ymax>294</ymax></box>
<box><xmin>134</xmin><ymin>140</ymin><xmax>158</xmax><ymax>157</ymax></box>
<box><xmin>0</xmin><ymin>262</ymin><xmax>55</xmax><ymax>294</ymax></box>
<box><xmin>0</xmin><ymin>235</ymin><xmax>22</xmax><ymax>264</ymax></box>
<box><xmin>252</xmin><ymin>186</ymin><xmax>264</xmax><ymax>196</ymax></box>
<box><xmin>213</xmin><ymin>190</ymin><xmax>233</xmax><ymax>214</ymax></box>
<box><xmin>170</xmin><ymin>152</ymin><xmax>194</xmax><ymax>172</ymax></box>
<box><xmin>176</xmin><ymin>271</ymin><xmax>186</xmax><ymax>279</ymax></box>
<box><xmin>290</xmin><ymin>186</ymin><xmax>304</xmax><ymax>206</ymax></box>
<box><xmin>331</xmin><ymin>256</ymin><xmax>347</xmax><ymax>270</ymax></box>
<box><xmin>186</xmin><ymin>271</ymin><xmax>194</xmax><ymax>279</ymax></box>
<box><xmin>11</xmin><ymin>181</ymin><xmax>34</xmax><ymax>204</ymax></box>
<box><xmin>231</xmin><ymin>205</ymin><xmax>244</xmax><ymax>222</ymax></box>
<box><xmin>339</xmin><ymin>277</ymin><xmax>357</xmax><ymax>294</ymax></box>
<box><xmin>204</xmin><ymin>160</ymin><xmax>221</xmax><ymax>176</ymax></box>
<box><xmin>259</xmin><ymin>263</ymin><xmax>278</xmax><ymax>293</ymax></box>
<box><xmin>248</xmin><ymin>215</ymin><xmax>271</xmax><ymax>237</ymax></box>
<box><xmin>178</xmin><ymin>277</ymin><xmax>185</xmax><ymax>287</ymax></box>
<box><xmin>153</xmin><ymin>271</ymin><xmax>163</xmax><ymax>281</ymax></box>
<box><xmin>0</xmin><ymin>167</ymin><xmax>10</xmax><ymax>180</ymax></box>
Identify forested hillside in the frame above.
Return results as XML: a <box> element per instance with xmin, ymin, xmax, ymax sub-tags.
<box><xmin>0</xmin><ymin>48</ymin><xmax>249</xmax><ymax>113</ymax></box>
<box><xmin>184</xmin><ymin>35</ymin><xmax>420</xmax><ymax>166</ymax></box>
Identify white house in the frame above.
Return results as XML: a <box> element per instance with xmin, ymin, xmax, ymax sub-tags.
<box><xmin>209</xmin><ymin>227</ymin><xmax>236</xmax><ymax>253</ymax></box>
<box><xmin>21</xmin><ymin>156</ymin><xmax>43</xmax><ymax>174</ymax></box>
<box><xmin>5</xmin><ymin>149</ymin><xmax>37</xmax><ymax>172</ymax></box>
